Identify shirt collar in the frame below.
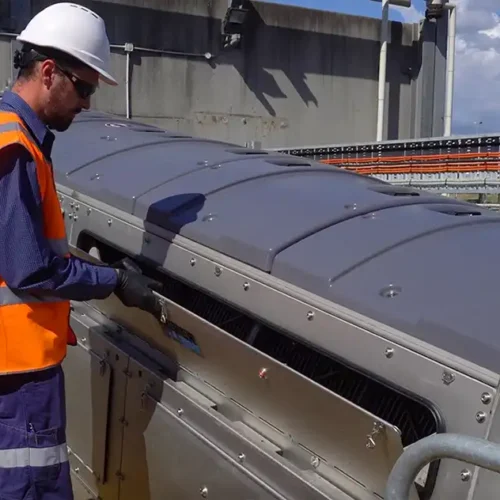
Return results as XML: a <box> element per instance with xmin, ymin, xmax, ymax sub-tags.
<box><xmin>0</xmin><ymin>90</ymin><xmax>55</xmax><ymax>159</ymax></box>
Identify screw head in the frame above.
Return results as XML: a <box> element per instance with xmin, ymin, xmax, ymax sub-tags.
<box><xmin>177</xmin><ymin>408</ymin><xmax>184</xmax><ymax>417</ymax></box>
<box><xmin>214</xmin><ymin>266</ymin><xmax>222</xmax><ymax>277</ymax></box>
<box><xmin>238</xmin><ymin>453</ymin><xmax>245</xmax><ymax>463</ymax></box>
<box><xmin>258</xmin><ymin>368</ymin><xmax>268</xmax><ymax>379</ymax></box>
<box><xmin>385</xmin><ymin>347</ymin><xmax>394</xmax><ymax>358</ymax></box>
<box><xmin>200</xmin><ymin>486</ymin><xmax>208</xmax><ymax>498</ymax></box>
<box><xmin>461</xmin><ymin>469</ymin><xmax>471</xmax><ymax>482</ymax></box>
<box><xmin>190</xmin><ymin>258</ymin><xmax>196</xmax><ymax>266</ymax></box>
<box><xmin>307</xmin><ymin>311</ymin><xmax>315</xmax><ymax>321</ymax></box>
<box><xmin>311</xmin><ymin>456</ymin><xmax>320</xmax><ymax>468</ymax></box>
<box><xmin>476</xmin><ymin>411</ymin><xmax>487</xmax><ymax>424</ymax></box>
<box><xmin>442</xmin><ymin>371</ymin><xmax>455</xmax><ymax>385</ymax></box>
<box><xmin>481</xmin><ymin>392</ymin><xmax>492</xmax><ymax>405</ymax></box>
<box><xmin>243</xmin><ymin>282</ymin><xmax>250</xmax><ymax>291</ymax></box>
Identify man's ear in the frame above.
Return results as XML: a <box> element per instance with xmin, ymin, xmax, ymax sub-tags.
<box><xmin>39</xmin><ymin>60</ymin><xmax>57</xmax><ymax>89</ymax></box>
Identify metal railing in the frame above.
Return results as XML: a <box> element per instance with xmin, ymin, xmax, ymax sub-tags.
<box><xmin>385</xmin><ymin>433</ymin><xmax>500</xmax><ymax>500</ymax></box>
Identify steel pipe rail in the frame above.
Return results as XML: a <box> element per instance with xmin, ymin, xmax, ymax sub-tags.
<box><xmin>385</xmin><ymin>433</ymin><xmax>500</xmax><ymax>500</ymax></box>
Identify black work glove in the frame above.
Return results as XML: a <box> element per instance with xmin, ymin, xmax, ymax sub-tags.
<box><xmin>112</xmin><ymin>259</ymin><xmax>164</xmax><ymax>318</ymax></box>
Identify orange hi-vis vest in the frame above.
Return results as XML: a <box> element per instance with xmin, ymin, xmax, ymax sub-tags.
<box><xmin>0</xmin><ymin>110</ymin><xmax>73</xmax><ymax>375</ymax></box>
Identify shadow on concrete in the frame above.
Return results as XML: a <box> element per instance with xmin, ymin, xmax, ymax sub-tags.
<box><xmin>32</xmin><ymin>0</ymin><xmax>419</xmax><ymax>129</ymax></box>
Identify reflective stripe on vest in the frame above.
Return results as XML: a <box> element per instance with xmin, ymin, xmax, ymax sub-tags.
<box><xmin>0</xmin><ymin>443</ymin><xmax>68</xmax><ymax>468</ymax></box>
<box><xmin>0</xmin><ymin>111</ymin><xmax>71</xmax><ymax>374</ymax></box>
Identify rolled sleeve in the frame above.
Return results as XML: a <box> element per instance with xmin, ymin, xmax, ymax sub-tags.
<box><xmin>0</xmin><ymin>144</ymin><xmax>118</xmax><ymax>301</ymax></box>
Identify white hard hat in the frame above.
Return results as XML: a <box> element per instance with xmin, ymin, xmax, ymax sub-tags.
<box><xmin>16</xmin><ymin>3</ymin><xmax>117</xmax><ymax>86</ymax></box>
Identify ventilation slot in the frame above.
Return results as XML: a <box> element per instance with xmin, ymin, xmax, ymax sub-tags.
<box><xmin>226</xmin><ymin>147</ymin><xmax>268</xmax><ymax>155</ymax></box>
<box><xmin>372</xmin><ymin>186</ymin><xmax>421</xmax><ymax>197</ymax></box>
<box><xmin>266</xmin><ymin>158</ymin><xmax>312</xmax><ymax>167</ymax></box>
<box><xmin>426</xmin><ymin>205</ymin><xmax>483</xmax><ymax>217</ymax></box>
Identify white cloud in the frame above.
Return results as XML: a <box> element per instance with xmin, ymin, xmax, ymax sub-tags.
<box><xmin>391</xmin><ymin>4</ymin><xmax>425</xmax><ymax>23</ymax></box>
<box><xmin>449</xmin><ymin>0</ymin><xmax>500</xmax><ymax>135</ymax></box>
<box><xmin>392</xmin><ymin>0</ymin><xmax>500</xmax><ymax>136</ymax></box>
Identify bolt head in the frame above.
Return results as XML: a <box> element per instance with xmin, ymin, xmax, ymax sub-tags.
<box><xmin>476</xmin><ymin>411</ymin><xmax>487</xmax><ymax>424</ymax></box>
<box><xmin>385</xmin><ymin>347</ymin><xmax>394</xmax><ymax>358</ymax></box>
<box><xmin>481</xmin><ymin>392</ymin><xmax>492</xmax><ymax>405</ymax></box>
<box><xmin>200</xmin><ymin>486</ymin><xmax>208</xmax><ymax>498</ymax></box>
<box><xmin>238</xmin><ymin>453</ymin><xmax>245</xmax><ymax>463</ymax></box>
<box><xmin>307</xmin><ymin>311</ymin><xmax>314</xmax><ymax>321</ymax></box>
<box><xmin>460</xmin><ymin>469</ymin><xmax>471</xmax><ymax>482</ymax></box>
<box><xmin>442</xmin><ymin>371</ymin><xmax>455</xmax><ymax>385</ymax></box>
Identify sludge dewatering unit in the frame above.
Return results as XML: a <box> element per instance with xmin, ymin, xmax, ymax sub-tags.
<box><xmin>48</xmin><ymin>109</ymin><xmax>500</xmax><ymax>500</ymax></box>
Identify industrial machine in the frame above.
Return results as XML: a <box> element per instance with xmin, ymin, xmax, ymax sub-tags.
<box><xmin>52</xmin><ymin>109</ymin><xmax>500</xmax><ymax>500</ymax></box>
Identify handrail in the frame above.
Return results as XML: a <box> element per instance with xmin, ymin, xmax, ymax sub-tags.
<box><xmin>385</xmin><ymin>433</ymin><xmax>500</xmax><ymax>500</ymax></box>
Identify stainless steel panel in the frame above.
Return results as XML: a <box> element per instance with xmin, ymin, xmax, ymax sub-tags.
<box><xmin>66</xmin><ymin>307</ymin><xmax>134</xmax><ymax>500</ymax></box>
<box><xmin>118</xmin><ymin>353</ymin><xmax>356</xmax><ymax>500</ymax></box>
<box><xmin>71</xmin><ymin>468</ymin><xmax>97</xmax><ymax>500</ymax></box>
<box><xmin>84</xmin><ymin>291</ymin><xmax>415</xmax><ymax>499</ymax></box>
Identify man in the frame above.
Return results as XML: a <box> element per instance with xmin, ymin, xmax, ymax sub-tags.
<box><xmin>0</xmin><ymin>3</ymin><xmax>163</xmax><ymax>499</ymax></box>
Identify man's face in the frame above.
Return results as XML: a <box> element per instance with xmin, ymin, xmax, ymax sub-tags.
<box><xmin>40</xmin><ymin>60</ymin><xmax>98</xmax><ymax>132</ymax></box>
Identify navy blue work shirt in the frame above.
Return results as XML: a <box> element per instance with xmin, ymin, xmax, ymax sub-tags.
<box><xmin>0</xmin><ymin>90</ymin><xmax>118</xmax><ymax>300</ymax></box>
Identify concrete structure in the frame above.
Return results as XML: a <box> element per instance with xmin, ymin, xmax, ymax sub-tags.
<box><xmin>0</xmin><ymin>0</ymin><xmax>449</xmax><ymax>147</ymax></box>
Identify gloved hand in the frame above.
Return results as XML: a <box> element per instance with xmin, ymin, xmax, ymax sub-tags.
<box><xmin>112</xmin><ymin>259</ymin><xmax>164</xmax><ymax>318</ymax></box>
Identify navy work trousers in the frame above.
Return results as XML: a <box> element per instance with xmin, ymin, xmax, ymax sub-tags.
<box><xmin>0</xmin><ymin>365</ymin><xmax>73</xmax><ymax>499</ymax></box>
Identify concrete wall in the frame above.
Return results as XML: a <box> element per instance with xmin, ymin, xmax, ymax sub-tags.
<box><xmin>0</xmin><ymin>0</ymin><xmax>447</xmax><ymax>148</ymax></box>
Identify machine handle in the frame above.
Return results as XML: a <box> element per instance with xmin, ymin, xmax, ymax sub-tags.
<box><xmin>385</xmin><ymin>433</ymin><xmax>500</xmax><ymax>500</ymax></box>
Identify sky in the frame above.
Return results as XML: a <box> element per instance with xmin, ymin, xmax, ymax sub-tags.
<box><xmin>265</xmin><ymin>0</ymin><xmax>500</xmax><ymax>136</ymax></box>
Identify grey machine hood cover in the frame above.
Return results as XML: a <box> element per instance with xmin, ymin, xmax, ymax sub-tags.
<box><xmin>52</xmin><ymin>110</ymin><xmax>500</xmax><ymax>373</ymax></box>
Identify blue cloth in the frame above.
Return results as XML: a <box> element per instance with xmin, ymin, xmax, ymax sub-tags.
<box><xmin>0</xmin><ymin>90</ymin><xmax>118</xmax><ymax>301</ymax></box>
<box><xmin>0</xmin><ymin>365</ymin><xmax>74</xmax><ymax>499</ymax></box>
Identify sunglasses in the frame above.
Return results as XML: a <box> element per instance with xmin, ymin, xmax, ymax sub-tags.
<box><xmin>55</xmin><ymin>64</ymin><xmax>97</xmax><ymax>100</ymax></box>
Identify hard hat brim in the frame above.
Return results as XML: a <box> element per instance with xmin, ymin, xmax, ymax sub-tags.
<box><xmin>16</xmin><ymin>35</ymin><xmax>119</xmax><ymax>86</ymax></box>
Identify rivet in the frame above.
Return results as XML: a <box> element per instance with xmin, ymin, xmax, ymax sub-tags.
<box><xmin>190</xmin><ymin>258</ymin><xmax>196</xmax><ymax>266</ymax></box>
<box><xmin>238</xmin><ymin>453</ymin><xmax>245</xmax><ymax>463</ymax></box>
<box><xmin>73</xmin><ymin>215</ymin><xmax>78</xmax><ymax>221</ymax></box>
<box><xmin>442</xmin><ymin>371</ymin><xmax>455</xmax><ymax>385</ymax></box>
<box><xmin>311</xmin><ymin>456</ymin><xmax>320</xmax><ymax>468</ymax></box>
<box><xmin>460</xmin><ymin>469</ymin><xmax>471</xmax><ymax>482</ymax></box>
<box><xmin>476</xmin><ymin>411</ymin><xmax>487</xmax><ymax>424</ymax></box>
<box><xmin>385</xmin><ymin>347</ymin><xmax>394</xmax><ymax>358</ymax></box>
<box><xmin>258</xmin><ymin>368</ymin><xmax>268</xmax><ymax>380</ymax></box>
<box><xmin>344</xmin><ymin>203</ymin><xmax>358</xmax><ymax>210</ymax></box>
<box><xmin>87</xmin><ymin>208</ymin><xmax>92</xmax><ymax>215</ymax></box>
<box><xmin>177</xmin><ymin>408</ymin><xmax>184</xmax><ymax>417</ymax></box>
<box><xmin>307</xmin><ymin>311</ymin><xmax>314</xmax><ymax>321</ymax></box>
<box><xmin>243</xmin><ymin>282</ymin><xmax>250</xmax><ymax>291</ymax></box>
<box><xmin>214</xmin><ymin>266</ymin><xmax>222</xmax><ymax>277</ymax></box>
<box><xmin>481</xmin><ymin>392</ymin><xmax>492</xmax><ymax>405</ymax></box>
<box><xmin>107</xmin><ymin>219</ymin><xmax>112</xmax><ymax>226</ymax></box>
<box><xmin>74</xmin><ymin>467</ymin><xmax>80</xmax><ymax>473</ymax></box>
<box><xmin>379</xmin><ymin>284</ymin><xmax>402</xmax><ymax>298</ymax></box>
<box><xmin>200</xmin><ymin>486</ymin><xmax>208</xmax><ymax>498</ymax></box>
